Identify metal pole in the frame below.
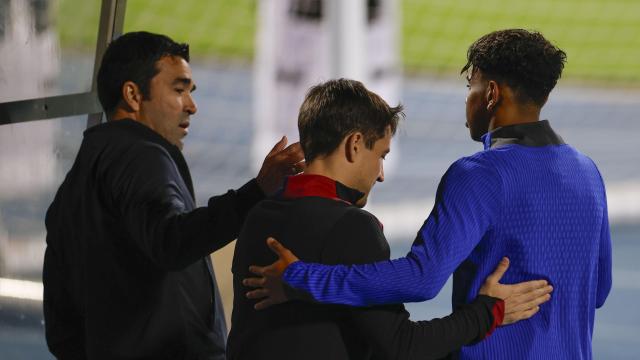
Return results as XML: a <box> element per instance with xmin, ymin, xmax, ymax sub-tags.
<box><xmin>87</xmin><ymin>0</ymin><xmax>127</xmax><ymax>129</ymax></box>
<box><xmin>0</xmin><ymin>93</ymin><xmax>103</xmax><ymax>126</ymax></box>
<box><xmin>327</xmin><ymin>0</ymin><xmax>367</xmax><ymax>82</ymax></box>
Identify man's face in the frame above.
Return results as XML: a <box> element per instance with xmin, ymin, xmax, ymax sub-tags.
<box><xmin>465</xmin><ymin>68</ymin><xmax>491</xmax><ymax>141</ymax></box>
<box><xmin>140</xmin><ymin>55</ymin><xmax>197</xmax><ymax>150</ymax></box>
<box><xmin>354</xmin><ymin>127</ymin><xmax>392</xmax><ymax>207</ymax></box>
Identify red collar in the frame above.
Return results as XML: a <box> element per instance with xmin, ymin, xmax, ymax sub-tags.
<box><xmin>282</xmin><ymin>174</ymin><xmax>364</xmax><ymax>205</ymax></box>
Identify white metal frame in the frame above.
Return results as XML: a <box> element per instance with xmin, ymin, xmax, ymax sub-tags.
<box><xmin>0</xmin><ymin>0</ymin><xmax>127</xmax><ymax>129</ymax></box>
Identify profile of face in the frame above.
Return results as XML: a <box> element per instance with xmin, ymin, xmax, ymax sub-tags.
<box><xmin>353</xmin><ymin>127</ymin><xmax>392</xmax><ymax>207</ymax></box>
<box><xmin>465</xmin><ymin>68</ymin><xmax>492</xmax><ymax>141</ymax></box>
<box><xmin>139</xmin><ymin>55</ymin><xmax>197</xmax><ymax>150</ymax></box>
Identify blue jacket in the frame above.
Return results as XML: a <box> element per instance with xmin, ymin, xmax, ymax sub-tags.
<box><xmin>283</xmin><ymin>120</ymin><xmax>612</xmax><ymax>359</ymax></box>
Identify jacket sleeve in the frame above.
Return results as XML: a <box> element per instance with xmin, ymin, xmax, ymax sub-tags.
<box><xmin>595</xmin><ymin>177</ymin><xmax>612</xmax><ymax>308</ymax></box>
<box><xmin>321</xmin><ymin>209</ymin><xmax>503</xmax><ymax>360</ymax></box>
<box><xmin>108</xmin><ymin>142</ymin><xmax>264</xmax><ymax>270</ymax></box>
<box><xmin>283</xmin><ymin>156</ymin><xmax>502</xmax><ymax>306</ymax></box>
<box><xmin>348</xmin><ymin>297</ymin><xmax>501</xmax><ymax>360</ymax></box>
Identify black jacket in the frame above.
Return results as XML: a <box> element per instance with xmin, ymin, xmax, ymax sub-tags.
<box><xmin>43</xmin><ymin>119</ymin><xmax>263</xmax><ymax>360</ymax></box>
<box><xmin>227</xmin><ymin>174</ymin><xmax>501</xmax><ymax>360</ymax></box>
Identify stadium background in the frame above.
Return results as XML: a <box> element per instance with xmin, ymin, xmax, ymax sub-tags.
<box><xmin>0</xmin><ymin>0</ymin><xmax>638</xmax><ymax>358</ymax></box>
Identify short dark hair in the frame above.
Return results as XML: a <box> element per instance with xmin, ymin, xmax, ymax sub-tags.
<box><xmin>298</xmin><ymin>79</ymin><xmax>403</xmax><ymax>163</ymax></box>
<box><xmin>461</xmin><ymin>29</ymin><xmax>567</xmax><ymax>106</ymax></box>
<box><xmin>97</xmin><ymin>31</ymin><xmax>190</xmax><ymax>114</ymax></box>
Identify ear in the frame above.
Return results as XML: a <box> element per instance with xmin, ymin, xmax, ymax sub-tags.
<box><xmin>344</xmin><ymin>132</ymin><xmax>364</xmax><ymax>163</ymax></box>
<box><xmin>485</xmin><ymin>80</ymin><xmax>501</xmax><ymax>112</ymax></box>
<box><xmin>121</xmin><ymin>81</ymin><xmax>143</xmax><ymax>112</ymax></box>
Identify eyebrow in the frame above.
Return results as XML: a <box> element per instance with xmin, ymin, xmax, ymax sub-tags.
<box><xmin>173</xmin><ymin>77</ymin><xmax>197</xmax><ymax>92</ymax></box>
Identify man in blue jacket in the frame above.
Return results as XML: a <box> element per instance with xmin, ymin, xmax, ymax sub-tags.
<box><xmin>245</xmin><ymin>29</ymin><xmax>612</xmax><ymax>359</ymax></box>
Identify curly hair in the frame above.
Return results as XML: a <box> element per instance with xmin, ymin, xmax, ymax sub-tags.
<box><xmin>461</xmin><ymin>29</ymin><xmax>567</xmax><ymax>105</ymax></box>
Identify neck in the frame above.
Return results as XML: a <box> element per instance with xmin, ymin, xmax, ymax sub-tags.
<box><xmin>305</xmin><ymin>157</ymin><xmax>356</xmax><ymax>190</ymax></box>
<box><xmin>110</xmin><ymin>107</ymin><xmax>139</xmax><ymax>121</ymax></box>
<box><xmin>489</xmin><ymin>104</ymin><xmax>541</xmax><ymax>132</ymax></box>
<box><xmin>110</xmin><ymin>108</ymin><xmax>159</xmax><ymax>134</ymax></box>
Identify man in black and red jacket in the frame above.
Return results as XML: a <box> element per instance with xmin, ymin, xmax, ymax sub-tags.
<box><xmin>227</xmin><ymin>79</ymin><xmax>552</xmax><ymax>360</ymax></box>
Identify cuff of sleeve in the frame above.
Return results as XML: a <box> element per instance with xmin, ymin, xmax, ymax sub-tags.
<box><xmin>282</xmin><ymin>260</ymin><xmax>303</xmax><ymax>285</ymax></box>
<box><xmin>231</xmin><ymin>179</ymin><xmax>266</xmax><ymax>221</ymax></box>
<box><xmin>282</xmin><ymin>261</ymin><xmax>317</xmax><ymax>302</ymax></box>
<box><xmin>466</xmin><ymin>295</ymin><xmax>504</xmax><ymax>344</ymax></box>
<box><xmin>486</xmin><ymin>298</ymin><xmax>505</xmax><ymax>338</ymax></box>
<box><xmin>237</xmin><ymin>178</ymin><xmax>266</xmax><ymax>204</ymax></box>
<box><xmin>206</xmin><ymin>179</ymin><xmax>265</xmax><ymax>226</ymax></box>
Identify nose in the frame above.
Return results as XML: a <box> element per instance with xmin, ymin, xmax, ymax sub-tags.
<box><xmin>186</xmin><ymin>93</ymin><xmax>197</xmax><ymax>115</ymax></box>
<box><xmin>377</xmin><ymin>163</ymin><xmax>385</xmax><ymax>183</ymax></box>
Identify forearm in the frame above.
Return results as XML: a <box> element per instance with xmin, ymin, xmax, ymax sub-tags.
<box><xmin>351</xmin><ymin>296</ymin><xmax>503</xmax><ymax>360</ymax></box>
<box><xmin>282</xmin><ymin>158</ymin><xmax>498</xmax><ymax>306</ymax></box>
<box><xmin>220</xmin><ymin>178</ymin><xmax>265</xmax><ymax>225</ymax></box>
<box><xmin>283</xmin><ymin>253</ymin><xmax>445</xmax><ymax>306</ymax></box>
<box><xmin>132</xmin><ymin>179</ymin><xmax>264</xmax><ymax>270</ymax></box>
<box><xmin>283</xmin><ymin>223</ymin><xmax>463</xmax><ymax>306</ymax></box>
<box><xmin>401</xmin><ymin>295</ymin><xmax>502</xmax><ymax>358</ymax></box>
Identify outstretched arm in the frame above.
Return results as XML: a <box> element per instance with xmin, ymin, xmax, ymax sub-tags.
<box><xmin>245</xmin><ymin>239</ymin><xmax>551</xmax><ymax>322</ymax></box>
<box><xmin>115</xmin><ymin>137</ymin><xmax>303</xmax><ymax>270</ymax></box>
<box><xmin>244</xmin><ymin>211</ymin><xmax>552</xmax><ymax>359</ymax></box>
<box><xmin>247</xmin><ymin>157</ymin><xmax>504</xmax><ymax>306</ymax></box>
<box><xmin>344</xmin><ymin>257</ymin><xmax>551</xmax><ymax>360</ymax></box>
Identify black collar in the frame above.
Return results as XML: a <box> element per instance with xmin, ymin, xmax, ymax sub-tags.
<box><xmin>280</xmin><ymin>174</ymin><xmax>364</xmax><ymax>205</ymax></box>
<box><xmin>482</xmin><ymin>120</ymin><xmax>565</xmax><ymax>150</ymax></box>
<box><xmin>85</xmin><ymin>119</ymin><xmax>196</xmax><ymax>199</ymax></box>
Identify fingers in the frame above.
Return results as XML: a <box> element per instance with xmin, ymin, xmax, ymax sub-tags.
<box><xmin>508</xmin><ymin>279</ymin><xmax>549</xmax><ymax>294</ymax></box>
<box><xmin>281</xmin><ymin>142</ymin><xmax>303</xmax><ymax>156</ymax></box>
<box><xmin>278</xmin><ymin>142</ymin><xmax>305</xmax><ymax>165</ymax></box>
<box><xmin>267</xmin><ymin>136</ymin><xmax>288</xmax><ymax>157</ymax></box>
<box><xmin>267</xmin><ymin>237</ymin><xmax>286</xmax><ymax>256</ymax></box>
<box><xmin>255</xmin><ymin>298</ymin><xmax>277</xmax><ymax>310</ymax></box>
<box><xmin>513</xmin><ymin>285</ymin><xmax>553</xmax><ymax>304</ymax></box>
<box><xmin>243</xmin><ymin>276</ymin><xmax>265</xmax><ymax>288</ymax></box>
<box><xmin>518</xmin><ymin>306</ymin><xmax>540</xmax><ymax>320</ymax></box>
<box><xmin>503</xmin><ymin>284</ymin><xmax>552</xmax><ymax>325</ymax></box>
<box><xmin>504</xmin><ymin>306</ymin><xmax>540</xmax><ymax>325</ymax></box>
<box><xmin>246</xmin><ymin>288</ymin><xmax>270</xmax><ymax>299</ymax></box>
<box><xmin>486</xmin><ymin>257</ymin><xmax>510</xmax><ymax>283</ymax></box>
<box><xmin>248</xmin><ymin>265</ymin><xmax>267</xmax><ymax>277</ymax></box>
<box><xmin>298</xmin><ymin>160</ymin><xmax>307</xmax><ymax>172</ymax></box>
<box><xmin>293</xmin><ymin>160</ymin><xmax>306</xmax><ymax>174</ymax></box>
<box><xmin>506</xmin><ymin>285</ymin><xmax>553</xmax><ymax>313</ymax></box>
<box><xmin>267</xmin><ymin>237</ymin><xmax>300</xmax><ymax>267</ymax></box>
<box><xmin>511</xmin><ymin>293</ymin><xmax>551</xmax><ymax>313</ymax></box>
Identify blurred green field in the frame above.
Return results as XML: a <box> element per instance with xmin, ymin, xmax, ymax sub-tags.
<box><xmin>57</xmin><ymin>0</ymin><xmax>640</xmax><ymax>84</ymax></box>
<box><xmin>402</xmin><ymin>0</ymin><xmax>640</xmax><ymax>84</ymax></box>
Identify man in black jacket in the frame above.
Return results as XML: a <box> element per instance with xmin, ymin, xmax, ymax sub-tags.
<box><xmin>43</xmin><ymin>32</ymin><xmax>303</xmax><ymax>360</ymax></box>
<box><xmin>228</xmin><ymin>79</ymin><xmax>552</xmax><ymax>359</ymax></box>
